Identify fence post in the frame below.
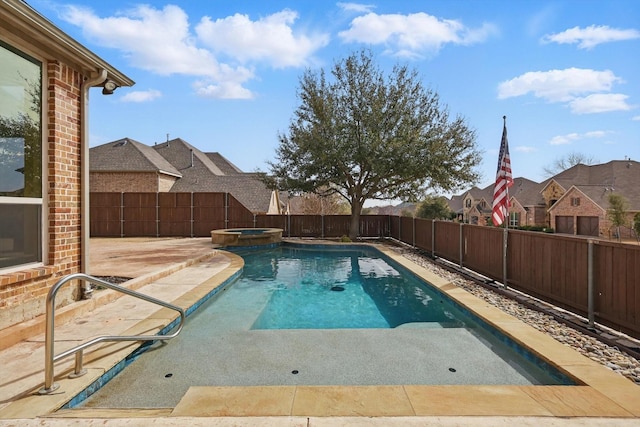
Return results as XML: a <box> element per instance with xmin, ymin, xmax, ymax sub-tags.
<box><xmin>190</xmin><ymin>192</ymin><xmax>194</xmax><ymax>237</ymax></box>
<box><xmin>502</xmin><ymin>228</ymin><xmax>508</xmax><ymax>289</ymax></box>
<box><xmin>587</xmin><ymin>239</ymin><xmax>595</xmax><ymax>329</ymax></box>
<box><xmin>224</xmin><ymin>192</ymin><xmax>229</xmax><ymax>228</ymax></box>
<box><xmin>120</xmin><ymin>192</ymin><xmax>124</xmax><ymax>238</ymax></box>
<box><xmin>412</xmin><ymin>216</ymin><xmax>416</xmax><ymax>247</ymax></box>
<box><xmin>253</xmin><ymin>214</ymin><xmax>257</xmax><ymax>228</ymax></box>
<box><xmin>398</xmin><ymin>216</ymin><xmax>402</xmax><ymax>241</ymax></box>
<box><xmin>156</xmin><ymin>192</ymin><xmax>159</xmax><ymax>237</ymax></box>
<box><xmin>459</xmin><ymin>222</ymin><xmax>463</xmax><ymax>268</ymax></box>
<box><xmin>287</xmin><ymin>213</ymin><xmax>291</xmax><ymax>238</ymax></box>
<box><xmin>321</xmin><ymin>215</ymin><xmax>325</xmax><ymax>239</ymax></box>
<box><xmin>431</xmin><ymin>220</ymin><xmax>435</xmax><ymax>258</ymax></box>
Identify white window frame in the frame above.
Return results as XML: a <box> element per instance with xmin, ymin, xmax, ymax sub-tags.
<box><xmin>0</xmin><ymin>39</ymin><xmax>47</xmax><ymax>272</ymax></box>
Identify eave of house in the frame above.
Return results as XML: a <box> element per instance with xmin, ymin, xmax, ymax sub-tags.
<box><xmin>0</xmin><ymin>0</ymin><xmax>134</xmax><ymax>87</ymax></box>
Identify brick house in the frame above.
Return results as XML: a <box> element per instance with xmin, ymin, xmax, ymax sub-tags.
<box><xmin>451</xmin><ymin>160</ymin><xmax>640</xmax><ymax>238</ymax></box>
<box><xmin>0</xmin><ymin>1</ymin><xmax>133</xmax><ymax>330</ymax></box>
<box><xmin>90</xmin><ymin>137</ymin><xmax>283</xmax><ymax>213</ymax></box>
<box><xmin>545</xmin><ymin>160</ymin><xmax>640</xmax><ymax>238</ymax></box>
<box><xmin>450</xmin><ymin>177</ymin><xmax>544</xmax><ymax>227</ymax></box>
<box><xmin>89</xmin><ymin>138</ymin><xmax>182</xmax><ymax>192</ymax></box>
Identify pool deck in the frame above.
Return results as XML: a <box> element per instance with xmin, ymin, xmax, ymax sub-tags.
<box><xmin>0</xmin><ymin>237</ymin><xmax>639</xmax><ymax>426</ymax></box>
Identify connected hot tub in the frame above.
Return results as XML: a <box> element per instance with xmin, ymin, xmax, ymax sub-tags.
<box><xmin>211</xmin><ymin>228</ymin><xmax>283</xmax><ymax>247</ymax></box>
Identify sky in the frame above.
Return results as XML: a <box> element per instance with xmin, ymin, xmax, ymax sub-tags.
<box><xmin>31</xmin><ymin>0</ymin><xmax>640</xmax><ymax>197</ymax></box>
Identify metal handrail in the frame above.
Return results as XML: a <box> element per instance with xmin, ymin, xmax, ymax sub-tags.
<box><xmin>39</xmin><ymin>273</ymin><xmax>185</xmax><ymax>394</ymax></box>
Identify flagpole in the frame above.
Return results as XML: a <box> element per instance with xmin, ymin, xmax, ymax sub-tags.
<box><xmin>502</xmin><ymin>116</ymin><xmax>509</xmax><ymax>289</ymax></box>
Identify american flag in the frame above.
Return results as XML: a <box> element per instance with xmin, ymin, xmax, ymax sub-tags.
<box><xmin>492</xmin><ymin>116</ymin><xmax>513</xmax><ymax>226</ymax></box>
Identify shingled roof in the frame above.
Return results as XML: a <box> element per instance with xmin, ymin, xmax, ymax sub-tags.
<box><xmin>551</xmin><ymin>160</ymin><xmax>640</xmax><ymax>211</ymax></box>
<box><xmin>90</xmin><ymin>137</ymin><xmax>274</xmax><ymax>213</ymax></box>
<box><xmin>452</xmin><ymin>159</ymin><xmax>640</xmax><ymax>214</ymax></box>
<box><xmin>206</xmin><ymin>153</ymin><xmax>243</xmax><ymax>175</ymax></box>
<box><xmin>90</xmin><ymin>138</ymin><xmax>181</xmax><ymax>177</ymax></box>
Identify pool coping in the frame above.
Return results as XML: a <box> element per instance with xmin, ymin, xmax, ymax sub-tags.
<box><xmin>1</xmin><ymin>240</ymin><xmax>639</xmax><ymax>421</ymax></box>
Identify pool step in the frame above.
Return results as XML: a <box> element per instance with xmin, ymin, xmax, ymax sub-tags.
<box><xmin>48</xmin><ymin>407</ymin><xmax>173</xmax><ymax>418</ymax></box>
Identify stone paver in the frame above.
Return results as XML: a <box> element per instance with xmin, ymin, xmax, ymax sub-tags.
<box><xmin>0</xmin><ymin>238</ymin><xmax>639</xmax><ymax>426</ymax></box>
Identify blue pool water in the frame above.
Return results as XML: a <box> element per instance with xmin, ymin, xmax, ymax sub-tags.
<box><xmin>73</xmin><ymin>243</ymin><xmax>575</xmax><ymax>409</ymax></box>
<box><xmin>231</xmin><ymin>245</ymin><xmax>469</xmax><ymax>329</ymax></box>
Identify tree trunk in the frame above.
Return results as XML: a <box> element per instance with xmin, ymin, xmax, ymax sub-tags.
<box><xmin>349</xmin><ymin>199</ymin><xmax>363</xmax><ymax>240</ymax></box>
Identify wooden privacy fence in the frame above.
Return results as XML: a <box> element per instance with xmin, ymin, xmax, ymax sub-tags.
<box><xmin>90</xmin><ymin>193</ymin><xmax>390</xmax><ymax>239</ymax></box>
<box><xmin>389</xmin><ymin>216</ymin><xmax>640</xmax><ymax>339</ymax></box>
<box><xmin>89</xmin><ymin>194</ymin><xmax>639</xmax><ymax>339</ymax></box>
<box><xmin>90</xmin><ymin>192</ymin><xmax>255</xmax><ymax>237</ymax></box>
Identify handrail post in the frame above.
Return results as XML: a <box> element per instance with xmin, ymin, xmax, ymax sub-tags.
<box><xmin>39</xmin><ymin>273</ymin><xmax>186</xmax><ymax>395</ymax></box>
<box><xmin>41</xmin><ymin>286</ymin><xmax>59</xmax><ymax>393</ymax></box>
<box><xmin>69</xmin><ymin>350</ymin><xmax>87</xmax><ymax>378</ymax></box>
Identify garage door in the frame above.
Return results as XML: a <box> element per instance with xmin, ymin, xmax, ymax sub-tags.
<box><xmin>577</xmin><ymin>216</ymin><xmax>599</xmax><ymax>236</ymax></box>
<box><xmin>555</xmin><ymin>216</ymin><xmax>574</xmax><ymax>234</ymax></box>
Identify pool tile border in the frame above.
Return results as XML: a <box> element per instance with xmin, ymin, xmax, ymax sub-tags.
<box><xmin>1</xmin><ymin>240</ymin><xmax>638</xmax><ymax>421</ymax></box>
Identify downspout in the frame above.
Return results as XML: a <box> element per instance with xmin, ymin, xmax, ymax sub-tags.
<box><xmin>80</xmin><ymin>69</ymin><xmax>107</xmax><ymax>299</ymax></box>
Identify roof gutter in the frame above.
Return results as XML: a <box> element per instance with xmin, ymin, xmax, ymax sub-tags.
<box><xmin>80</xmin><ymin>69</ymin><xmax>108</xmax><ymax>298</ymax></box>
<box><xmin>0</xmin><ymin>0</ymin><xmax>134</xmax><ymax>87</ymax></box>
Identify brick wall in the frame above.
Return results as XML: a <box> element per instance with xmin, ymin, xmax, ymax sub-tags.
<box><xmin>549</xmin><ymin>188</ymin><xmax>606</xmax><ymax>236</ymax></box>
<box><xmin>0</xmin><ymin>61</ymin><xmax>84</xmax><ymax>330</ymax></box>
<box><xmin>90</xmin><ymin>171</ymin><xmax>160</xmax><ymax>192</ymax></box>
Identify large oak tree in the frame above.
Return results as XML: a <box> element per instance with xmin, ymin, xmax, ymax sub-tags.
<box><xmin>268</xmin><ymin>49</ymin><xmax>481</xmax><ymax>239</ymax></box>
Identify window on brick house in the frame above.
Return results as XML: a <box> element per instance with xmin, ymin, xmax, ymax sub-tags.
<box><xmin>571</xmin><ymin>197</ymin><xmax>581</xmax><ymax>206</ymax></box>
<box><xmin>0</xmin><ymin>41</ymin><xmax>43</xmax><ymax>269</ymax></box>
<box><xmin>509</xmin><ymin>212</ymin><xmax>519</xmax><ymax>227</ymax></box>
<box><xmin>465</xmin><ymin>198</ymin><xmax>472</xmax><ymax>208</ymax></box>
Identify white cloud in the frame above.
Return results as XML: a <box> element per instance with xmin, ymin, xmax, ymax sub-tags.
<box><xmin>337</xmin><ymin>3</ymin><xmax>376</xmax><ymax>14</ymax></box>
<box><xmin>63</xmin><ymin>5</ymin><xmax>220</xmax><ymax>76</ymax></box>
<box><xmin>542</xmin><ymin>25</ymin><xmax>640</xmax><ymax>49</ymax></box>
<box><xmin>549</xmin><ymin>130</ymin><xmax>611</xmax><ymax>145</ymax></box>
<box><xmin>515</xmin><ymin>146</ymin><xmax>536</xmax><ymax>153</ymax></box>
<box><xmin>120</xmin><ymin>89</ymin><xmax>162</xmax><ymax>103</ymax></box>
<box><xmin>193</xmin><ymin>80</ymin><xmax>253</xmax><ymax>99</ymax></box>
<box><xmin>497</xmin><ymin>68</ymin><xmax>621</xmax><ymax>102</ymax></box>
<box><xmin>338</xmin><ymin>12</ymin><xmax>497</xmax><ymax>57</ymax></box>
<box><xmin>61</xmin><ymin>5</ymin><xmax>324</xmax><ymax>99</ymax></box>
<box><xmin>195</xmin><ymin>10</ymin><xmax>329</xmax><ymax>68</ymax></box>
<box><xmin>633</xmin><ymin>115</ymin><xmax>640</xmax><ymax>121</ymax></box>
<box><xmin>569</xmin><ymin>93</ymin><xmax>632</xmax><ymax>114</ymax></box>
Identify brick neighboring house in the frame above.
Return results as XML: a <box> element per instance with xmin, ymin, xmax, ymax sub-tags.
<box><xmin>545</xmin><ymin>160</ymin><xmax>640</xmax><ymax>238</ymax></box>
<box><xmin>1</xmin><ymin>1</ymin><xmax>133</xmax><ymax>330</ymax></box>
<box><xmin>90</xmin><ymin>137</ymin><xmax>283</xmax><ymax>214</ymax></box>
<box><xmin>450</xmin><ymin>178</ymin><xmax>542</xmax><ymax>226</ymax></box>
<box><xmin>449</xmin><ymin>160</ymin><xmax>640</xmax><ymax>238</ymax></box>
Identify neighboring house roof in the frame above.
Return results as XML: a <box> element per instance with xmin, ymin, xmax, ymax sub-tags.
<box><xmin>447</xmin><ymin>194</ymin><xmax>464</xmax><ymax>213</ymax></box>
<box><xmin>509</xmin><ymin>177</ymin><xmax>545</xmax><ymax>207</ymax></box>
<box><xmin>206</xmin><ymin>153</ymin><xmax>243</xmax><ymax>175</ymax></box>
<box><xmin>153</xmin><ymin>138</ymin><xmax>225</xmax><ymax>175</ymax></box>
<box><xmin>546</xmin><ymin>160</ymin><xmax>640</xmax><ymax>211</ymax></box>
<box><xmin>90</xmin><ymin>137</ymin><xmax>275</xmax><ymax>213</ymax></box>
<box><xmin>453</xmin><ymin>159</ymin><xmax>640</xmax><ymax>215</ymax></box>
<box><xmin>90</xmin><ymin>138</ymin><xmax>182</xmax><ymax>177</ymax></box>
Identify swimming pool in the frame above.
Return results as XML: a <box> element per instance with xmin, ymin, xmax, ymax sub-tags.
<box><xmin>237</xmin><ymin>245</ymin><xmax>470</xmax><ymax>329</ymax></box>
<box><xmin>74</xmin><ymin>243</ymin><xmax>575</xmax><ymax>409</ymax></box>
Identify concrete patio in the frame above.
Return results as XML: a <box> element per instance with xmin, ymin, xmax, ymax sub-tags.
<box><xmin>0</xmin><ymin>238</ymin><xmax>639</xmax><ymax>426</ymax></box>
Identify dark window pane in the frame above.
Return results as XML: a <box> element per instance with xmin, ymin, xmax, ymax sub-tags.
<box><xmin>0</xmin><ymin>203</ymin><xmax>42</xmax><ymax>268</ymax></box>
